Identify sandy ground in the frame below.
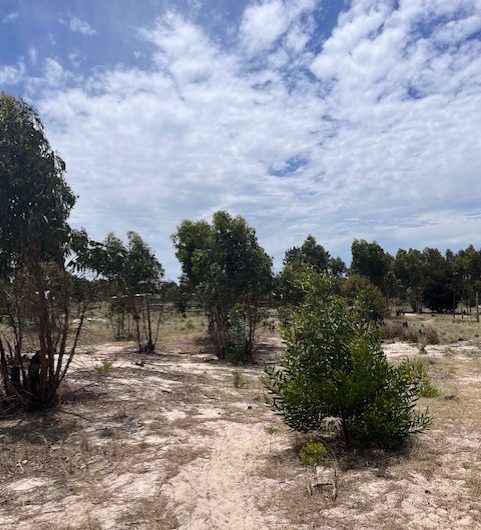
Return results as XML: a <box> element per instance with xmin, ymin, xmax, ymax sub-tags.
<box><xmin>1</xmin><ymin>337</ymin><xmax>481</xmax><ymax>529</ymax></box>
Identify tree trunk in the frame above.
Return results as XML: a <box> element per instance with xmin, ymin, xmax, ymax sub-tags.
<box><xmin>30</xmin><ymin>259</ymin><xmax>55</xmax><ymax>406</ymax></box>
<box><xmin>144</xmin><ymin>293</ymin><xmax>154</xmax><ymax>352</ymax></box>
<box><xmin>476</xmin><ymin>291</ymin><xmax>479</xmax><ymax>323</ymax></box>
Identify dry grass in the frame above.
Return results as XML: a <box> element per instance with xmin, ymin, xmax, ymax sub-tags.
<box><xmin>383</xmin><ymin>313</ymin><xmax>481</xmax><ymax>344</ymax></box>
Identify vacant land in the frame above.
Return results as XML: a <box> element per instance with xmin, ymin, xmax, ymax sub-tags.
<box><xmin>1</xmin><ymin>316</ymin><xmax>481</xmax><ymax>529</ymax></box>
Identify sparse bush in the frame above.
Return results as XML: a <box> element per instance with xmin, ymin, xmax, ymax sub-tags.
<box><xmin>265</xmin><ymin>426</ymin><xmax>279</xmax><ymax>435</ymax></box>
<box><xmin>402</xmin><ymin>360</ymin><xmax>440</xmax><ymax>398</ymax></box>
<box><xmin>298</xmin><ymin>441</ymin><xmax>328</xmax><ymax>467</ymax></box>
<box><xmin>420</xmin><ymin>325</ymin><xmax>439</xmax><ymax>345</ymax></box>
<box><xmin>95</xmin><ymin>360</ymin><xmax>114</xmax><ymax>375</ymax></box>
<box><xmin>184</xmin><ymin>319</ymin><xmax>195</xmax><ymax>330</ymax></box>
<box><xmin>226</xmin><ymin>306</ymin><xmax>249</xmax><ymax>364</ymax></box>
<box><xmin>232</xmin><ymin>369</ymin><xmax>245</xmax><ymax>388</ymax></box>
<box><xmin>263</xmin><ymin>272</ymin><xmax>431</xmax><ymax>447</ymax></box>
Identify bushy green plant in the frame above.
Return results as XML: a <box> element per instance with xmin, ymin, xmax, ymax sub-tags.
<box><xmin>225</xmin><ymin>306</ymin><xmax>249</xmax><ymax>364</ymax></box>
<box><xmin>400</xmin><ymin>360</ymin><xmax>440</xmax><ymax>398</ymax></box>
<box><xmin>263</xmin><ymin>271</ymin><xmax>431</xmax><ymax>447</ymax></box>
<box><xmin>95</xmin><ymin>360</ymin><xmax>114</xmax><ymax>375</ymax></box>
<box><xmin>340</xmin><ymin>274</ymin><xmax>389</xmax><ymax>322</ymax></box>
<box><xmin>298</xmin><ymin>441</ymin><xmax>328</xmax><ymax>466</ymax></box>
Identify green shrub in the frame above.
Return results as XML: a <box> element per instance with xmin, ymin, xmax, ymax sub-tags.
<box><xmin>401</xmin><ymin>360</ymin><xmax>440</xmax><ymax>398</ymax></box>
<box><xmin>184</xmin><ymin>319</ymin><xmax>195</xmax><ymax>330</ymax></box>
<box><xmin>263</xmin><ymin>272</ymin><xmax>431</xmax><ymax>447</ymax></box>
<box><xmin>265</xmin><ymin>426</ymin><xmax>279</xmax><ymax>435</ymax></box>
<box><xmin>340</xmin><ymin>274</ymin><xmax>389</xmax><ymax>322</ymax></box>
<box><xmin>95</xmin><ymin>360</ymin><xmax>114</xmax><ymax>375</ymax></box>
<box><xmin>298</xmin><ymin>441</ymin><xmax>328</xmax><ymax>466</ymax></box>
<box><xmin>232</xmin><ymin>369</ymin><xmax>245</xmax><ymax>388</ymax></box>
<box><xmin>225</xmin><ymin>305</ymin><xmax>248</xmax><ymax>364</ymax></box>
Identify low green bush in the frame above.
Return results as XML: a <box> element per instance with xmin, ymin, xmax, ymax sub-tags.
<box><xmin>298</xmin><ymin>441</ymin><xmax>328</xmax><ymax>467</ymax></box>
<box><xmin>263</xmin><ymin>271</ymin><xmax>431</xmax><ymax>447</ymax></box>
<box><xmin>95</xmin><ymin>360</ymin><xmax>114</xmax><ymax>375</ymax></box>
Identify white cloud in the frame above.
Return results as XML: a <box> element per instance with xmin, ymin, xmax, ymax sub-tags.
<box><xmin>2</xmin><ymin>12</ymin><xmax>19</xmax><ymax>23</ymax></box>
<box><xmin>0</xmin><ymin>62</ymin><xmax>25</xmax><ymax>84</ymax></box>
<box><xmin>68</xmin><ymin>49</ymin><xmax>83</xmax><ymax>68</ymax></box>
<box><xmin>239</xmin><ymin>0</ymin><xmax>316</xmax><ymax>53</ymax></box>
<box><xmin>7</xmin><ymin>1</ymin><xmax>481</xmax><ymax>276</ymax></box>
<box><xmin>28</xmin><ymin>47</ymin><xmax>38</xmax><ymax>65</ymax></box>
<box><xmin>60</xmin><ymin>16</ymin><xmax>96</xmax><ymax>35</ymax></box>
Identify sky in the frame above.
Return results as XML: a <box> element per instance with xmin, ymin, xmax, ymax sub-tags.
<box><xmin>1</xmin><ymin>0</ymin><xmax>481</xmax><ymax>279</ymax></box>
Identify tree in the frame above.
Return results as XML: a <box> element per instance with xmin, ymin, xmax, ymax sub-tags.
<box><xmin>161</xmin><ymin>281</ymin><xmax>188</xmax><ymax>315</ymax></box>
<box><xmin>392</xmin><ymin>249</ymin><xmax>425</xmax><ymax>312</ymax></box>
<box><xmin>263</xmin><ymin>271</ymin><xmax>431</xmax><ymax>447</ymax></box>
<box><xmin>423</xmin><ymin>278</ymin><xmax>457</xmax><ymax>313</ymax></box>
<box><xmin>98</xmin><ymin>231</ymin><xmax>164</xmax><ymax>351</ymax></box>
<box><xmin>284</xmin><ymin>235</ymin><xmax>345</xmax><ymax>276</ymax></box>
<box><xmin>350</xmin><ymin>239</ymin><xmax>391</xmax><ymax>291</ymax></box>
<box><xmin>172</xmin><ymin>211</ymin><xmax>273</xmax><ymax>360</ymax></box>
<box><xmin>452</xmin><ymin>246</ymin><xmax>481</xmax><ymax>313</ymax></box>
<box><xmin>0</xmin><ymin>93</ymin><xmax>94</xmax><ymax>409</ymax></box>
<box><xmin>418</xmin><ymin>248</ymin><xmax>455</xmax><ymax>313</ymax></box>
<box><xmin>340</xmin><ymin>274</ymin><xmax>389</xmax><ymax>322</ymax></box>
<box><xmin>278</xmin><ymin>236</ymin><xmax>345</xmax><ymax>306</ymax></box>
<box><xmin>284</xmin><ymin>235</ymin><xmax>330</xmax><ymax>272</ymax></box>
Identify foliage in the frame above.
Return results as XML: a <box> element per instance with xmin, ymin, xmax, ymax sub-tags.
<box><xmin>232</xmin><ymin>369</ymin><xmax>245</xmax><ymax>388</ymax></box>
<box><xmin>350</xmin><ymin>239</ymin><xmax>392</xmax><ymax>292</ymax></box>
<box><xmin>401</xmin><ymin>360</ymin><xmax>440</xmax><ymax>398</ymax></box>
<box><xmin>95</xmin><ymin>360</ymin><xmax>114</xmax><ymax>375</ymax></box>
<box><xmin>423</xmin><ymin>278</ymin><xmax>456</xmax><ymax>313</ymax></box>
<box><xmin>284</xmin><ymin>235</ymin><xmax>330</xmax><ymax>272</ymax></box>
<box><xmin>161</xmin><ymin>281</ymin><xmax>188</xmax><ymax>315</ymax></box>
<box><xmin>265</xmin><ymin>426</ymin><xmax>279</xmax><ymax>435</ymax></box>
<box><xmin>0</xmin><ymin>93</ymin><xmax>94</xmax><ymax>410</ymax></box>
<box><xmin>93</xmin><ymin>231</ymin><xmax>164</xmax><ymax>350</ymax></box>
<box><xmin>340</xmin><ymin>274</ymin><xmax>389</xmax><ymax>322</ymax></box>
<box><xmin>298</xmin><ymin>441</ymin><xmax>328</xmax><ymax>467</ymax></box>
<box><xmin>0</xmin><ymin>93</ymin><xmax>75</xmax><ymax>276</ymax></box>
<box><xmin>278</xmin><ymin>236</ymin><xmax>345</xmax><ymax>306</ymax></box>
<box><xmin>226</xmin><ymin>305</ymin><xmax>250</xmax><ymax>364</ymax></box>
<box><xmin>172</xmin><ymin>211</ymin><xmax>273</xmax><ymax>360</ymax></box>
<box><xmin>263</xmin><ymin>272</ymin><xmax>431</xmax><ymax>447</ymax></box>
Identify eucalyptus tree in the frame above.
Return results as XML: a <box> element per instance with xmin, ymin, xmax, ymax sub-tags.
<box><xmin>350</xmin><ymin>239</ymin><xmax>392</xmax><ymax>292</ymax></box>
<box><xmin>0</xmin><ymin>93</ymin><xmax>95</xmax><ymax>409</ymax></box>
<box><xmin>98</xmin><ymin>231</ymin><xmax>164</xmax><ymax>351</ymax></box>
<box><xmin>173</xmin><ymin>211</ymin><xmax>273</xmax><ymax>360</ymax></box>
<box><xmin>279</xmin><ymin>235</ymin><xmax>346</xmax><ymax>306</ymax></box>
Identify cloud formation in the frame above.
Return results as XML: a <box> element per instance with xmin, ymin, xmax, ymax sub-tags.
<box><xmin>2</xmin><ymin>12</ymin><xmax>19</xmax><ymax>23</ymax></box>
<box><xmin>5</xmin><ymin>0</ymin><xmax>481</xmax><ymax>276</ymax></box>
<box><xmin>61</xmin><ymin>16</ymin><xmax>96</xmax><ymax>35</ymax></box>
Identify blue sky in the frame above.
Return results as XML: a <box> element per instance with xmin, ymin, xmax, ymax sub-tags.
<box><xmin>1</xmin><ymin>0</ymin><xmax>481</xmax><ymax>278</ymax></box>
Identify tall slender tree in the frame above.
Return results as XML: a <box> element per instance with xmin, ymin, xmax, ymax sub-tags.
<box><xmin>0</xmin><ymin>93</ymin><xmax>93</xmax><ymax>409</ymax></box>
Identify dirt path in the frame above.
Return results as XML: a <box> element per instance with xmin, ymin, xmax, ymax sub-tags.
<box><xmin>163</xmin><ymin>422</ymin><xmax>274</xmax><ymax>529</ymax></box>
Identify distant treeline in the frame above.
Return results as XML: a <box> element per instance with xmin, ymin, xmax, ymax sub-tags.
<box><xmin>276</xmin><ymin>235</ymin><xmax>481</xmax><ymax>314</ymax></box>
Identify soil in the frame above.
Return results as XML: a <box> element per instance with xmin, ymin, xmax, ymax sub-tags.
<box><xmin>1</xmin><ymin>336</ymin><xmax>481</xmax><ymax>529</ymax></box>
